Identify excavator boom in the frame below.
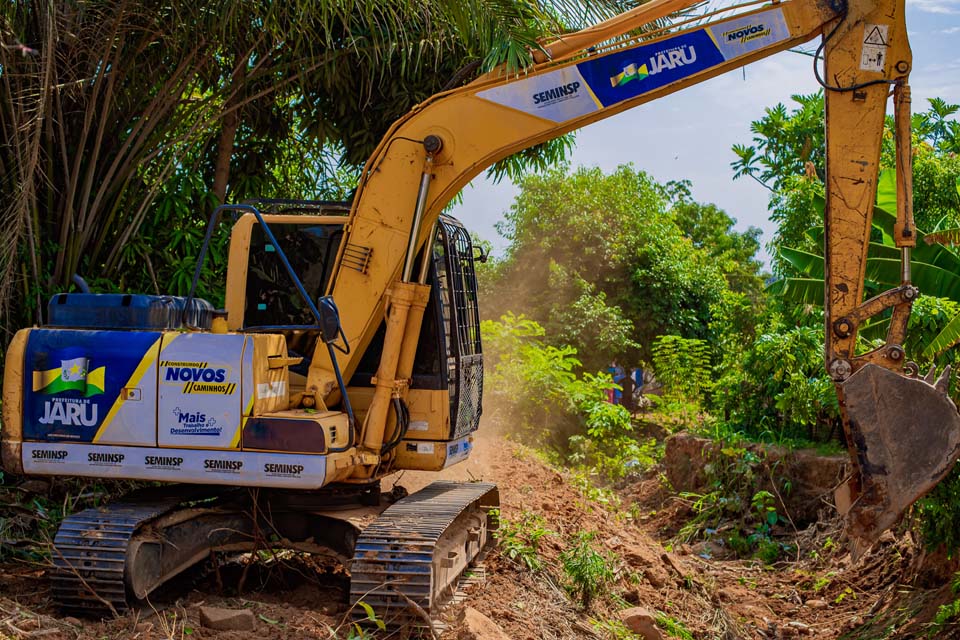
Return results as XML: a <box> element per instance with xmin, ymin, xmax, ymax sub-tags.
<box><xmin>304</xmin><ymin>0</ymin><xmax>959</xmax><ymax>544</ymax></box>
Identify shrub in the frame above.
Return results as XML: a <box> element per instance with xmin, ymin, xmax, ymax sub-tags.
<box><xmin>493</xmin><ymin>509</ymin><xmax>553</xmax><ymax>571</ymax></box>
<box><xmin>916</xmin><ymin>467</ymin><xmax>960</xmax><ymax>556</ymax></box>
<box><xmin>677</xmin><ymin>445</ymin><xmax>793</xmax><ymax>563</ymax></box>
<box><xmin>714</xmin><ymin>324</ymin><xmax>841</xmax><ymax>444</ymax></box>
<box><xmin>560</xmin><ymin>531</ymin><xmax>616</xmax><ymax>609</ymax></box>
<box><xmin>483</xmin><ymin>313</ymin><xmax>657</xmax><ymax>479</ymax></box>
<box><xmin>651</xmin><ymin>335</ymin><xmax>712</xmax><ymax>411</ymax></box>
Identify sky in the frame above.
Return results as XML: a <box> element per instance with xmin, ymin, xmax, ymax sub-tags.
<box><xmin>449</xmin><ymin>1</ymin><xmax>960</xmax><ymax>265</ymax></box>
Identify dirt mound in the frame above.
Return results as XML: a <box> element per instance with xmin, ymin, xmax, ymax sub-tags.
<box><xmin>662</xmin><ymin>433</ymin><xmax>847</xmax><ymax>526</ymax></box>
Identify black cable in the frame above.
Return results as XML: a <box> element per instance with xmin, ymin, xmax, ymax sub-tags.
<box><xmin>812</xmin><ymin>16</ymin><xmax>897</xmax><ymax>93</ymax></box>
<box><xmin>385</xmin><ymin>398</ymin><xmax>408</xmax><ymax>452</ymax></box>
<box><xmin>362</xmin><ymin>136</ymin><xmax>429</xmax><ymax>188</ymax></box>
<box><xmin>380</xmin><ymin>397</ymin><xmax>410</xmax><ymax>456</ymax></box>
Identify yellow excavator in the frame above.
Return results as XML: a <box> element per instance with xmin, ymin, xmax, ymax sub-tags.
<box><xmin>2</xmin><ymin>0</ymin><xmax>957</xmax><ymax>624</ymax></box>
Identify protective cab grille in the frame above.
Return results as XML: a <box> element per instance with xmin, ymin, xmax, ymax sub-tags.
<box><xmin>435</xmin><ymin>218</ymin><xmax>483</xmax><ymax>438</ymax></box>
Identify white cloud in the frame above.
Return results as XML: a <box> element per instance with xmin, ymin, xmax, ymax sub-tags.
<box><xmin>452</xmin><ymin>1</ymin><xmax>960</xmax><ymax>263</ymax></box>
<box><xmin>912</xmin><ymin>0</ymin><xmax>960</xmax><ymax>14</ymax></box>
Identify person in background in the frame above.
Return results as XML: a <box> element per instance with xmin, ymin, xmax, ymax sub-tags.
<box><xmin>606</xmin><ymin>361</ymin><xmax>617</xmax><ymax>404</ymax></box>
<box><xmin>621</xmin><ymin>367</ymin><xmax>636</xmax><ymax>412</ymax></box>
<box><xmin>610</xmin><ymin>360</ymin><xmax>626</xmax><ymax>405</ymax></box>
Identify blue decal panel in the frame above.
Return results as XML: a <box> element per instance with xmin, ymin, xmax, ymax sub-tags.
<box><xmin>577</xmin><ymin>30</ymin><xmax>724</xmax><ymax>108</ymax></box>
<box><xmin>474</xmin><ymin>8</ymin><xmax>790</xmax><ymax>125</ymax></box>
<box><xmin>24</xmin><ymin>330</ymin><xmax>160</xmax><ymax>443</ymax></box>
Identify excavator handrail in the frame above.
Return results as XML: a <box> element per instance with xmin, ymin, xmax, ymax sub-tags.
<box><xmin>183</xmin><ymin>203</ymin><xmax>327</xmax><ymax>331</ymax></box>
<box><xmin>185</xmin><ymin>201</ymin><xmax>360</xmax><ymax>433</ymax></box>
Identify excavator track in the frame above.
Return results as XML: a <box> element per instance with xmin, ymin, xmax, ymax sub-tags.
<box><xmin>48</xmin><ymin>484</ymin><xmax>390</xmax><ymax>618</ymax></box>
<box><xmin>349</xmin><ymin>481</ymin><xmax>499</xmax><ymax>629</ymax></box>
<box><xmin>51</xmin><ymin>497</ymin><xmax>183</xmax><ymax>616</ymax></box>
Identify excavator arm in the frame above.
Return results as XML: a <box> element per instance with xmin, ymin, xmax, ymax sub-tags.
<box><xmin>305</xmin><ymin>0</ymin><xmax>959</xmax><ymax>543</ymax></box>
<box><xmin>821</xmin><ymin>3</ymin><xmax>960</xmax><ymax>543</ymax></box>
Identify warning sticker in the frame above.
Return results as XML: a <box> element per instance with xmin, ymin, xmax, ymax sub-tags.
<box><xmin>860</xmin><ymin>24</ymin><xmax>889</xmax><ymax>72</ymax></box>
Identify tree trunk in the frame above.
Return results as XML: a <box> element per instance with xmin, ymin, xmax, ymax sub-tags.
<box><xmin>213</xmin><ymin>108</ymin><xmax>240</xmax><ymax>204</ymax></box>
<box><xmin>212</xmin><ymin>52</ymin><xmax>246</xmax><ymax>204</ymax></box>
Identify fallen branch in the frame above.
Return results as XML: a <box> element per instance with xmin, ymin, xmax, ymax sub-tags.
<box><xmin>50</xmin><ymin>545</ymin><xmax>119</xmax><ymax>618</ymax></box>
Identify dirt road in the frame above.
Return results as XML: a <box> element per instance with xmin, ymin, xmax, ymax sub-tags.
<box><xmin>0</xmin><ymin>427</ymin><xmax>955</xmax><ymax>638</ymax></box>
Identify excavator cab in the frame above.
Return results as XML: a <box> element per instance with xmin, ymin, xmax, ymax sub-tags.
<box><xmin>223</xmin><ymin>202</ymin><xmax>484</xmax><ymax>469</ymax></box>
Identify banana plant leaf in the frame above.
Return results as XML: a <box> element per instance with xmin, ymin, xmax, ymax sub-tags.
<box><xmin>805</xmin><ymin>226</ymin><xmax>824</xmax><ymax>246</ymax></box>
<box><xmin>875</xmin><ymin>169</ymin><xmax>960</xmax><ymax>267</ymax></box>
<box><xmin>865</xmin><ymin>258</ymin><xmax>960</xmax><ymax>300</ymax></box>
<box><xmin>859</xmin><ymin>316</ymin><xmax>890</xmax><ymax>342</ymax></box>
<box><xmin>924</xmin><ymin>310</ymin><xmax>960</xmax><ymax>358</ymax></box>
<box><xmin>876</xmin><ymin>169</ymin><xmax>898</xmax><ymax>225</ymax></box>
<box><xmin>767</xmin><ymin>277</ymin><xmax>824</xmax><ymax>305</ymax></box>
<box><xmin>779</xmin><ymin>247</ymin><xmax>824</xmax><ymax>279</ymax></box>
<box><xmin>777</xmin><ymin>169</ymin><xmax>960</xmax><ymax>358</ymax></box>
<box><xmin>868</xmin><ymin>241</ymin><xmax>903</xmax><ymax>260</ymax></box>
<box><xmin>796</xmin><ymin>169</ymin><xmax>960</xmax><ymax>283</ymax></box>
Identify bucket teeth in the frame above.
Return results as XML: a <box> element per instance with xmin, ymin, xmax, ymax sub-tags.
<box><xmin>924</xmin><ymin>365</ymin><xmax>937</xmax><ymax>385</ymax></box>
<box><xmin>841</xmin><ymin>364</ymin><xmax>960</xmax><ymax>545</ymax></box>
<box><xmin>936</xmin><ymin>364</ymin><xmax>953</xmax><ymax>394</ymax></box>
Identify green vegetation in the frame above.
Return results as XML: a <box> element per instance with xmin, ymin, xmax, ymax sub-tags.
<box><xmin>589</xmin><ymin>619</ymin><xmax>637</xmax><ymax>640</ymax></box>
<box><xmin>560</xmin><ymin>531</ymin><xmax>617</xmax><ymax>609</ymax></box>
<box><xmin>930</xmin><ymin>573</ymin><xmax>960</xmax><ymax>636</ymax></box>
<box><xmin>729</xmin><ymin>94</ymin><xmax>960</xmax><ymax>552</ymax></box>
<box><xmin>3</xmin><ymin>3</ymin><xmax>960</xmax><ymax>631</ymax></box>
<box><xmin>479</xmin><ymin>97</ymin><xmax>959</xmax><ymax>574</ymax></box>
<box><xmin>0</xmin><ymin>0</ymin><xmax>644</xmax><ymax>338</ymax></box>
<box><xmin>483</xmin><ymin>164</ymin><xmax>761</xmax><ymax>370</ymax></box>
<box><xmin>492</xmin><ymin>508</ymin><xmax>554</xmax><ymax>571</ymax></box>
<box><xmin>351</xmin><ymin>601</ymin><xmax>386</xmax><ymax>636</ymax></box>
<box><xmin>0</xmin><ymin>478</ymin><xmax>140</xmax><ymax>563</ymax></box>
<box><xmin>676</xmin><ymin>444</ymin><xmax>793</xmax><ymax>563</ymax></box>
<box><xmin>654</xmin><ymin>614</ymin><xmax>694</xmax><ymax>640</ymax></box>
<box><xmin>715</xmin><ymin>323</ymin><xmax>841</xmax><ymax>444</ymax></box>
<box><xmin>916</xmin><ymin>472</ymin><xmax>960</xmax><ymax>556</ymax></box>
<box><xmin>650</xmin><ymin>335</ymin><xmax>712</xmax><ymax>425</ymax></box>
<box><xmin>483</xmin><ymin>313</ymin><xmax>657</xmax><ymax>480</ymax></box>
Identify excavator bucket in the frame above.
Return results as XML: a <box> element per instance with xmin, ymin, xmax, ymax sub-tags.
<box><xmin>840</xmin><ymin>364</ymin><xmax>960</xmax><ymax>545</ymax></box>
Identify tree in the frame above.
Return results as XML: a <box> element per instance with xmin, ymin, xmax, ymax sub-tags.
<box><xmin>731</xmin><ymin>93</ymin><xmax>960</xmax><ymax>276</ymax></box>
<box><xmin>731</xmin><ymin>91</ymin><xmax>825</xmax><ymax>193</ymax></box>
<box><xmin>773</xmin><ymin>170</ymin><xmax>960</xmax><ymax>363</ymax></box>
<box><xmin>670</xmin><ymin>197</ymin><xmax>765</xmax><ymax>300</ymax></box>
<box><xmin>483</xmin><ymin>164</ymin><xmax>750</xmax><ymax>369</ymax></box>
<box><xmin>0</xmin><ymin>0</ymin><xmax>653</xmax><ymax>336</ymax></box>
<box><xmin>717</xmin><ymin>96</ymin><xmax>960</xmax><ymax>446</ymax></box>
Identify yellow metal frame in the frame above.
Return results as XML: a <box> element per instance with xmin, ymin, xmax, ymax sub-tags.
<box><xmin>3</xmin><ymin>0</ymin><xmax>919</xmax><ymax>490</ymax></box>
<box><xmin>225</xmin><ymin>213</ymin><xmax>349</xmax><ymax>331</ymax></box>
<box><xmin>309</xmin><ymin>0</ymin><xmax>905</xmax><ymax>407</ymax></box>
